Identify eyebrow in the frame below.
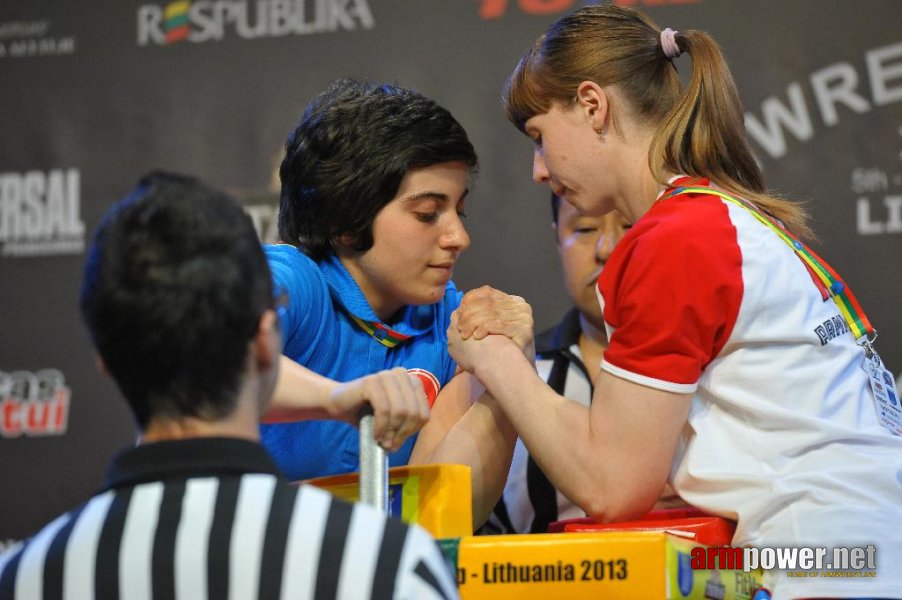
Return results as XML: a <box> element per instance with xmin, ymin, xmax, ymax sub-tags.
<box><xmin>402</xmin><ymin>188</ymin><xmax>470</xmax><ymax>204</ymax></box>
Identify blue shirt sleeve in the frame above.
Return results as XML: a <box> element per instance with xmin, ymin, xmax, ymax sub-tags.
<box><xmin>264</xmin><ymin>244</ymin><xmax>331</xmax><ymax>362</ymax></box>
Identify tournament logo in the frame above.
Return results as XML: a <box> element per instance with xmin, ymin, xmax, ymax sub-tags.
<box><xmin>0</xmin><ymin>169</ymin><xmax>85</xmax><ymax>257</ymax></box>
<box><xmin>163</xmin><ymin>1</ymin><xmax>191</xmax><ymax>43</ymax></box>
<box><xmin>407</xmin><ymin>368</ymin><xmax>441</xmax><ymax>408</ymax></box>
<box><xmin>137</xmin><ymin>0</ymin><xmax>375</xmax><ymax>46</ymax></box>
<box><xmin>0</xmin><ymin>369</ymin><xmax>71</xmax><ymax>438</ymax></box>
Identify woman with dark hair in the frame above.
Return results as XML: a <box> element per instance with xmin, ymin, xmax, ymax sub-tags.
<box><xmin>449</xmin><ymin>6</ymin><xmax>902</xmax><ymax>597</ymax></box>
<box><xmin>261</xmin><ymin>79</ymin><xmax>530</xmax><ymax>527</ymax></box>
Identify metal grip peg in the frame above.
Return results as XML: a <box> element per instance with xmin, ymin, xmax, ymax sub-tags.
<box><xmin>358</xmin><ymin>405</ymin><xmax>389</xmax><ymax>512</ymax></box>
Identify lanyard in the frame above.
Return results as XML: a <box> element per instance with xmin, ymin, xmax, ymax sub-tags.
<box><xmin>348</xmin><ymin>313</ymin><xmax>412</xmax><ymax>349</ymax></box>
<box><xmin>661</xmin><ymin>185</ymin><xmax>877</xmax><ymax>352</ymax></box>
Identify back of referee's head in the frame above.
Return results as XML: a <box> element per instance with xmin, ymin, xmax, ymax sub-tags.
<box><xmin>80</xmin><ymin>172</ymin><xmax>278</xmax><ymax>431</ymax></box>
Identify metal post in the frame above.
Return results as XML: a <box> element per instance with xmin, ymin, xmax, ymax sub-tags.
<box><xmin>358</xmin><ymin>406</ymin><xmax>388</xmax><ymax>512</ymax></box>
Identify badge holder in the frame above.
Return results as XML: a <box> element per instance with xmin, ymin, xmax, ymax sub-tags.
<box><xmin>860</xmin><ymin>333</ymin><xmax>902</xmax><ymax>436</ymax></box>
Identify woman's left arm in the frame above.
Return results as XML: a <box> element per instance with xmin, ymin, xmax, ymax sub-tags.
<box><xmin>409</xmin><ymin>286</ymin><xmax>533</xmax><ymax>529</ymax></box>
<box><xmin>409</xmin><ymin>372</ymin><xmax>516</xmax><ymax>530</ymax></box>
<box><xmin>449</xmin><ymin>326</ymin><xmax>691</xmax><ymax>523</ymax></box>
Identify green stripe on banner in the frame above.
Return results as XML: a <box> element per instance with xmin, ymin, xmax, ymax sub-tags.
<box><xmin>166</xmin><ymin>14</ymin><xmax>188</xmax><ymax>28</ymax></box>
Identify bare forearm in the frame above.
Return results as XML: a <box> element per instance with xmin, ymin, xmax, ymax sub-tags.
<box><xmin>471</xmin><ymin>344</ymin><xmax>610</xmax><ymax>513</ymax></box>
<box><xmin>471</xmin><ymin>341</ymin><xmax>682</xmax><ymax>522</ymax></box>
<box><xmin>461</xmin><ymin>396</ymin><xmax>517</xmax><ymax>528</ymax></box>
<box><xmin>409</xmin><ymin>373</ymin><xmax>517</xmax><ymax>529</ymax></box>
<box><xmin>262</xmin><ymin>355</ymin><xmax>337</xmax><ymax>423</ymax></box>
<box><xmin>265</xmin><ymin>359</ymin><xmax>429</xmax><ymax>453</ymax></box>
<box><xmin>417</xmin><ymin>395</ymin><xmax>516</xmax><ymax>529</ymax></box>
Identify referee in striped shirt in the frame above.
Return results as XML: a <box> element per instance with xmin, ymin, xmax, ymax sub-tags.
<box><xmin>0</xmin><ymin>172</ymin><xmax>458</xmax><ymax>600</ymax></box>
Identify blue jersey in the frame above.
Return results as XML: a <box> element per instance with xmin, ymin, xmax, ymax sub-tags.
<box><xmin>261</xmin><ymin>244</ymin><xmax>461</xmax><ymax>481</ymax></box>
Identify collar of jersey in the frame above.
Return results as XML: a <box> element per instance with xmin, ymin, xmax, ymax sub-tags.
<box><xmin>656</xmin><ymin>175</ymin><xmax>710</xmax><ymax>201</ymax></box>
<box><xmin>319</xmin><ymin>252</ymin><xmax>435</xmax><ymax>339</ymax></box>
<box><xmin>103</xmin><ymin>437</ymin><xmax>281</xmax><ymax>490</ymax></box>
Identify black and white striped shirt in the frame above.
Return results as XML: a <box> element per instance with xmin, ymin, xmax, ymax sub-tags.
<box><xmin>0</xmin><ymin>437</ymin><xmax>458</xmax><ymax>599</ymax></box>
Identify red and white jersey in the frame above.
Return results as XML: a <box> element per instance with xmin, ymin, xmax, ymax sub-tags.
<box><xmin>597</xmin><ymin>177</ymin><xmax>902</xmax><ymax>599</ymax></box>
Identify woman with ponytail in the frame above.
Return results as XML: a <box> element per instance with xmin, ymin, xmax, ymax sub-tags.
<box><xmin>450</xmin><ymin>5</ymin><xmax>901</xmax><ymax>598</ymax></box>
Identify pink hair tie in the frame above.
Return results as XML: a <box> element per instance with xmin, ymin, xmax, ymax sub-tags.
<box><xmin>660</xmin><ymin>28</ymin><xmax>681</xmax><ymax>59</ymax></box>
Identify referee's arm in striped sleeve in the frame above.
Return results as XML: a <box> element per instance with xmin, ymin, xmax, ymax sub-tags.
<box><xmin>391</xmin><ymin>522</ymin><xmax>459</xmax><ymax>600</ymax></box>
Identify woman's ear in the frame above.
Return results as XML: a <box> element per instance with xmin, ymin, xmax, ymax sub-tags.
<box><xmin>332</xmin><ymin>232</ymin><xmax>358</xmax><ymax>254</ymax></box>
<box><xmin>575</xmin><ymin>80</ymin><xmax>610</xmax><ymax>133</ymax></box>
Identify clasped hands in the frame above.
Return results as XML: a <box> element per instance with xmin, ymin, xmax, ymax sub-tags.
<box><xmin>327</xmin><ymin>287</ymin><xmax>533</xmax><ymax>451</ymax></box>
<box><xmin>447</xmin><ymin>285</ymin><xmax>535</xmax><ymax>375</ymax></box>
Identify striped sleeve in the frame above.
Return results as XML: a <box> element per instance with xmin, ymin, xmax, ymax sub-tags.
<box><xmin>392</xmin><ymin>523</ymin><xmax>459</xmax><ymax>600</ymax></box>
<box><xmin>0</xmin><ymin>511</ymin><xmax>72</xmax><ymax>599</ymax></box>
<box><xmin>334</xmin><ymin>503</ymin><xmax>387</xmax><ymax>599</ymax></box>
<box><xmin>0</xmin><ymin>539</ymin><xmax>26</xmax><ymax>598</ymax></box>
<box><xmin>8</xmin><ymin>491</ymin><xmax>119</xmax><ymax>600</ymax></box>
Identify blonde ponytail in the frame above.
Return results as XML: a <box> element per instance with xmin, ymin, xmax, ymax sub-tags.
<box><xmin>649</xmin><ymin>30</ymin><xmax>813</xmax><ymax>239</ymax></box>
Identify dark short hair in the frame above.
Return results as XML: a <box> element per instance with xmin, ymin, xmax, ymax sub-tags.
<box><xmin>80</xmin><ymin>172</ymin><xmax>274</xmax><ymax>428</ymax></box>
<box><xmin>278</xmin><ymin>78</ymin><xmax>478</xmax><ymax>260</ymax></box>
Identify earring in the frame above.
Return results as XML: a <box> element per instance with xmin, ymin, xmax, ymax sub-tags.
<box><xmin>595</xmin><ymin>127</ymin><xmax>607</xmax><ymax>138</ymax></box>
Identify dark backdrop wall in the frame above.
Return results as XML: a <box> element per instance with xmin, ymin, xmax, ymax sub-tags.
<box><xmin>2</xmin><ymin>0</ymin><xmax>901</xmax><ymax>544</ymax></box>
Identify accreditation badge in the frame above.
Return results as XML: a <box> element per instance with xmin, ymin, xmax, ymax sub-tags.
<box><xmin>864</xmin><ymin>351</ymin><xmax>902</xmax><ymax>435</ymax></box>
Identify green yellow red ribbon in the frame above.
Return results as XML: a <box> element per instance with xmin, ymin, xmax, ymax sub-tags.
<box><xmin>662</xmin><ymin>185</ymin><xmax>874</xmax><ymax>342</ymax></box>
